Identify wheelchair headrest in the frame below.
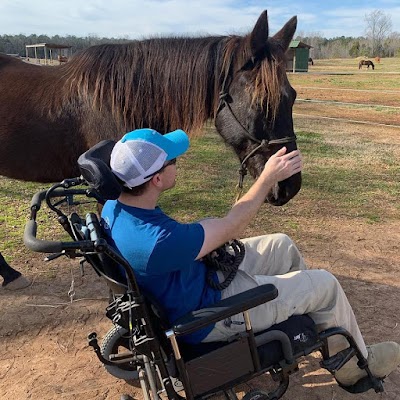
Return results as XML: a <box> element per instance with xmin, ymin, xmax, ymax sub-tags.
<box><xmin>77</xmin><ymin>140</ymin><xmax>122</xmax><ymax>200</ymax></box>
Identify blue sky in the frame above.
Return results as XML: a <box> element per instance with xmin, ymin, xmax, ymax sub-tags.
<box><xmin>0</xmin><ymin>0</ymin><xmax>399</xmax><ymax>39</ymax></box>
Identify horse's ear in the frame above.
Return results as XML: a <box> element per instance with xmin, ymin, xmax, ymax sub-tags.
<box><xmin>249</xmin><ymin>10</ymin><xmax>269</xmax><ymax>57</ymax></box>
<box><xmin>272</xmin><ymin>16</ymin><xmax>297</xmax><ymax>51</ymax></box>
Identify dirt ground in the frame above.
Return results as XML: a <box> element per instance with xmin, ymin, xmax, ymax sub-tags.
<box><xmin>1</xmin><ymin>218</ymin><xmax>399</xmax><ymax>400</ymax></box>
<box><xmin>1</xmin><ymin>84</ymin><xmax>399</xmax><ymax>400</ymax></box>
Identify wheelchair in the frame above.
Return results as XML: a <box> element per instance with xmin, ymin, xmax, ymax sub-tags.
<box><xmin>24</xmin><ymin>139</ymin><xmax>385</xmax><ymax>400</ymax></box>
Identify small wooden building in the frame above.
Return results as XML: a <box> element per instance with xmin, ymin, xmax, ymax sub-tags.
<box><xmin>286</xmin><ymin>41</ymin><xmax>312</xmax><ymax>72</ymax></box>
<box><xmin>25</xmin><ymin>43</ymin><xmax>72</xmax><ymax>65</ymax></box>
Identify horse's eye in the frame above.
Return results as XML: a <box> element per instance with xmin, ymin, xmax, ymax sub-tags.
<box><xmin>241</xmin><ymin>57</ymin><xmax>257</xmax><ymax>71</ymax></box>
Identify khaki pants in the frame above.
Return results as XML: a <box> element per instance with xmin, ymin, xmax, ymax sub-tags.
<box><xmin>202</xmin><ymin>234</ymin><xmax>368</xmax><ymax>358</ymax></box>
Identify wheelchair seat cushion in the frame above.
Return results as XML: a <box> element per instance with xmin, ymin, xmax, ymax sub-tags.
<box><xmin>179</xmin><ymin>315</ymin><xmax>318</xmax><ymax>369</ymax></box>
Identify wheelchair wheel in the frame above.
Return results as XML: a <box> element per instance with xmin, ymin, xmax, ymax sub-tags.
<box><xmin>101</xmin><ymin>325</ymin><xmax>139</xmax><ymax>381</ymax></box>
<box><xmin>242</xmin><ymin>389</ymin><xmax>273</xmax><ymax>400</ymax></box>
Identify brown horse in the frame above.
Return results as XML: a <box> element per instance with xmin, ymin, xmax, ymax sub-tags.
<box><xmin>0</xmin><ymin>10</ymin><xmax>300</xmax><ymax>206</ymax></box>
<box><xmin>358</xmin><ymin>59</ymin><xmax>375</xmax><ymax>70</ymax></box>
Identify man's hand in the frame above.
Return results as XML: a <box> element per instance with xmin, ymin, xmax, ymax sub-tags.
<box><xmin>262</xmin><ymin>147</ymin><xmax>302</xmax><ymax>183</ymax></box>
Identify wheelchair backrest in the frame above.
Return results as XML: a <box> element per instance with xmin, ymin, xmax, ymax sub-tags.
<box><xmin>75</xmin><ymin>139</ymin><xmax>128</xmax><ymax>292</ymax></box>
<box><xmin>76</xmin><ymin>140</ymin><xmax>174</xmax><ymax>347</ymax></box>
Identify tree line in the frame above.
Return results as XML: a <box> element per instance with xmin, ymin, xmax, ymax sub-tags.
<box><xmin>1</xmin><ymin>10</ymin><xmax>398</xmax><ymax>60</ymax></box>
<box><xmin>297</xmin><ymin>10</ymin><xmax>399</xmax><ymax>59</ymax></box>
<box><xmin>296</xmin><ymin>33</ymin><xmax>400</xmax><ymax>59</ymax></box>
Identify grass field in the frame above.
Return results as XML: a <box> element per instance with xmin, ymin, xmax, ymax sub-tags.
<box><xmin>297</xmin><ymin>56</ymin><xmax>400</xmax><ymax>75</ymax></box>
<box><xmin>2</xmin><ymin>126</ymin><xmax>398</xmax><ymax>257</ymax></box>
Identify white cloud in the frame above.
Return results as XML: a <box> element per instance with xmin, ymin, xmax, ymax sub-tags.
<box><xmin>0</xmin><ymin>0</ymin><xmax>399</xmax><ymax>38</ymax></box>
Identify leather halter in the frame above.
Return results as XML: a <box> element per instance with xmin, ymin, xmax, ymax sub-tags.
<box><xmin>216</xmin><ymin>63</ymin><xmax>297</xmax><ymax>195</ymax></box>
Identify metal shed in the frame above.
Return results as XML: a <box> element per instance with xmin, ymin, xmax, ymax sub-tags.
<box><xmin>286</xmin><ymin>41</ymin><xmax>312</xmax><ymax>72</ymax></box>
<box><xmin>25</xmin><ymin>43</ymin><xmax>72</xmax><ymax>65</ymax></box>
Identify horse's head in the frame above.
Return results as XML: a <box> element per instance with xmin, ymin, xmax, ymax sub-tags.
<box><xmin>215</xmin><ymin>11</ymin><xmax>300</xmax><ymax>206</ymax></box>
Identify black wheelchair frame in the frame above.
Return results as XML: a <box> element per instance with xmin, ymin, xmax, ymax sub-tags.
<box><xmin>23</xmin><ymin>140</ymin><xmax>385</xmax><ymax>400</ymax></box>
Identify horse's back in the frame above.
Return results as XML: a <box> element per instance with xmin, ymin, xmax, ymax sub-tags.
<box><xmin>0</xmin><ymin>53</ymin><xmax>82</xmax><ymax>182</ymax></box>
<box><xmin>0</xmin><ymin>53</ymin><xmax>49</xmax><ymax>80</ymax></box>
<box><xmin>0</xmin><ymin>53</ymin><xmax>27</xmax><ymax>69</ymax></box>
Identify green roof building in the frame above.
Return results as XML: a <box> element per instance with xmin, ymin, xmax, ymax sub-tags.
<box><xmin>286</xmin><ymin>41</ymin><xmax>312</xmax><ymax>72</ymax></box>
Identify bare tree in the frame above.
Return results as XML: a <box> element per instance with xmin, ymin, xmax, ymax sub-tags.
<box><xmin>295</xmin><ymin>31</ymin><xmax>326</xmax><ymax>59</ymax></box>
<box><xmin>364</xmin><ymin>9</ymin><xmax>392</xmax><ymax>56</ymax></box>
<box><xmin>384</xmin><ymin>31</ymin><xmax>400</xmax><ymax>57</ymax></box>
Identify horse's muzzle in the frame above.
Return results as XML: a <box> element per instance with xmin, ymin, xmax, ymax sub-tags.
<box><xmin>265</xmin><ymin>172</ymin><xmax>302</xmax><ymax>206</ymax></box>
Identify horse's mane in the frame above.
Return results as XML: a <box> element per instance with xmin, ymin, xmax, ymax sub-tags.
<box><xmin>61</xmin><ymin>35</ymin><xmax>284</xmax><ymax>134</ymax></box>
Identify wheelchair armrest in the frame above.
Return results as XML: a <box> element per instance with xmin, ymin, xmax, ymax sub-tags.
<box><xmin>172</xmin><ymin>284</ymin><xmax>278</xmax><ymax>336</ymax></box>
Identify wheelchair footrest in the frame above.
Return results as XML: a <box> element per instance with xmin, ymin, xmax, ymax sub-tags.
<box><xmin>320</xmin><ymin>347</ymin><xmax>355</xmax><ymax>373</ymax></box>
<box><xmin>337</xmin><ymin>375</ymin><xmax>384</xmax><ymax>394</ymax></box>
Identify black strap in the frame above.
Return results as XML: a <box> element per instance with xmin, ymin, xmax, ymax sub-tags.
<box><xmin>203</xmin><ymin>240</ymin><xmax>245</xmax><ymax>290</ymax></box>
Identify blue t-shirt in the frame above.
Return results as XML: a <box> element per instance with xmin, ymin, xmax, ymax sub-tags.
<box><xmin>101</xmin><ymin>200</ymin><xmax>221</xmax><ymax>343</ymax></box>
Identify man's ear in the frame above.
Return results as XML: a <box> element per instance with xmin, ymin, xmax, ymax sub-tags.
<box><xmin>150</xmin><ymin>173</ymin><xmax>163</xmax><ymax>188</ymax></box>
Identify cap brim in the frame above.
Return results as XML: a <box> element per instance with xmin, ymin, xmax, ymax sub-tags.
<box><xmin>162</xmin><ymin>129</ymin><xmax>190</xmax><ymax>160</ymax></box>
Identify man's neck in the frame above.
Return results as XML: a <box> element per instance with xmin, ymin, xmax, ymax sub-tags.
<box><xmin>118</xmin><ymin>191</ymin><xmax>159</xmax><ymax>210</ymax></box>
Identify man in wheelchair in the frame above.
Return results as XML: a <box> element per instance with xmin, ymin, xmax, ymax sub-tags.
<box><xmin>24</xmin><ymin>127</ymin><xmax>399</xmax><ymax>400</ymax></box>
<box><xmin>100</xmin><ymin>127</ymin><xmax>400</xmax><ymax>391</ymax></box>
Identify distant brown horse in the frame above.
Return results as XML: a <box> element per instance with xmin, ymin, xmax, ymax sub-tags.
<box><xmin>0</xmin><ymin>10</ymin><xmax>301</xmax><ymax>206</ymax></box>
<box><xmin>358</xmin><ymin>60</ymin><xmax>375</xmax><ymax>70</ymax></box>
